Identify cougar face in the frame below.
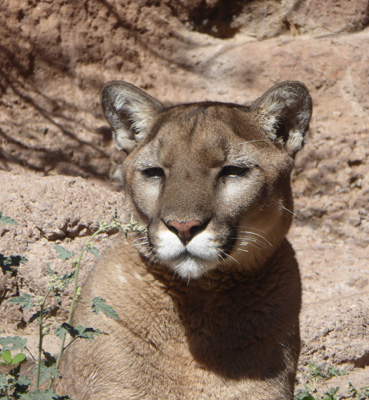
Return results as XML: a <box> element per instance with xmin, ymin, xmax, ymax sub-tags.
<box><xmin>102</xmin><ymin>81</ymin><xmax>312</xmax><ymax>280</ymax></box>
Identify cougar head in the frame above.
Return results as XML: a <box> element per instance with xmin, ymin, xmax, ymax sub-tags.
<box><xmin>101</xmin><ymin>81</ymin><xmax>312</xmax><ymax>279</ymax></box>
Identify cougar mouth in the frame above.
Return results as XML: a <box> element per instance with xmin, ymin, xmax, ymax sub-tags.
<box><xmin>155</xmin><ymin>229</ymin><xmax>221</xmax><ymax>279</ymax></box>
<box><xmin>169</xmin><ymin>255</ymin><xmax>217</xmax><ymax>280</ymax></box>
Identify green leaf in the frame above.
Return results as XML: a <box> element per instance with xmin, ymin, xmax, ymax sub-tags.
<box><xmin>73</xmin><ymin>325</ymin><xmax>107</xmax><ymax>341</ymax></box>
<box><xmin>1</xmin><ymin>350</ymin><xmax>12</xmax><ymax>364</ymax></box>
<box><xmin>7</xmin><ymin>293</ymin><xmax>33</xmax><ymax>310</ymax></box>
<box><xmin>15</xmin><ymin>372</ymin><xmax>32</xmax><ymax>393</ymax></box>
<box><xmin>0</xmin><ymin>254</ymin><xmax>28</xmax><ymax>274</ymax></box>
<box><xmin>1</xmin><ymin>364</ymin><xmax>29</xmax><ymax>396</ymax></box>
<box><xmin>92</xmin><ymin>297</ymin><xmax>119</xmax><ymax>320</ymax></box>
<box><xmin>54</xmin><ymin>323</ymin><xmax>71</xmax><ymax>339</ymax></box>
<box><xmin>60</xmin><ymin>271</ymin><xmax>75</xmax><ymax>286</ymax></box>
<box><xmin>294</xmin><ymin>391</ymin><xmax>316</xmax><ymax>400</ymax></box>
<box><xmin>0</xmin><ymin>336</ymin><xmax>27</xmax><ymax>352</ymax></box>
<box><xmin>327</xmin><ymin>366</ymin><xmax>346</xmax><ymax>377</ymax></box>
<box><xmin>54</xmin><ymin>245</ymin><xmax>75</xmax><ymax>261</ymax></box>
<box><xmin>0</xmin><ymin>254</ymin><xmax>28</xmax><ymax>267</ymax></box>
<box><xmin>322</xmin><ymin>387</ymin><xmax>339</xmax><ymax>400</ymax></box>
<box><xmin>11</xmin><ymin>352</ymin><xmax>26</xmax><ymax>364</ymax></box>
<box><xmin>86</xmin><ymin>245</ymin><xmax>99</xmax><ymax>258</ymax></box>
<box><xmin>0</xmin><ymin>373</ymin><xmax>9</xmax><ymax>390</ymax></box>
<box><xmin>17</xmin><ymin>374</ymin><xmax>32</xmax><ymax>387</ymax></box>
<box><xmin>46</xmin><ymin>263</ymin><xmax>55</xmax><ymax>276</ymax></box>
<box><xmin>0</xmin><ymin>211</ymin><xmax>18</xmax><ymax>225</ymax></box>
<box><xmin>33</xmin><ymin>363</ymin><xmax>59</xmax><ymax>386</ymax></box>
<box><xmin>55</xmin><ymin>323</ymin><xmax>106</xmax><ymax>342</ymax></box>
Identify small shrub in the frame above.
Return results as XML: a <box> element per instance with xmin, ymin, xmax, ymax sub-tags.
<box><xmin>0</xmin><ymin>211</ymin><xmax>143</xmax><ymax>399</ymax></box>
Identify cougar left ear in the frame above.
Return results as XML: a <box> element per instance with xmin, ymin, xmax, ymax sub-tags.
<box><xmin>101</xmin><ymin>81</ymin><xmax>163</xmax><ymax>153</ymax></box>
<box><xmin>250</xmin><ymin>81</ymin><xmax>312</xmax><ymax>157</ymax></box>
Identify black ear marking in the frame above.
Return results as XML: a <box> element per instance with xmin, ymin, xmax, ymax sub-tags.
<box><xmin>251</xmin><ymin>81</ymin><xmax>313</xmax><ymax>156</ymax></box>
<box><xmin>101</xmin><ymin>81</ymin><xmax>163</xmax><ymax>153</ymax></box>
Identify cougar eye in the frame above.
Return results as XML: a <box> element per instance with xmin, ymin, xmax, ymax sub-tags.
<box><xmin>142</xmin><ymin>167</ymin><xmax>164</xmax><ymax>179</ymax></box>
<box><xmin>219</xmin><ymin>165</ymin><xmax>250</xmax><ymax>178</ymax></box>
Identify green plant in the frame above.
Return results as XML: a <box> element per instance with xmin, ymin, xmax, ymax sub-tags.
<box><xmin>0</xmin><ymin>211</ymin><xmax>144</xmax><ymax>399</ymax></box>
<box><xmin>295</xmin><ymin>387</ymin><xmax>340</xmax><ymax>400</ymax></box>
<box><xmin>294</xmin><ymin>363</ymin><xmax>369</xmax><ymax>400</ymax></box>
<box><xmin>347</xmin><ymin>382</ymin><xmax>369</xmax><ymax>400</ymax></box>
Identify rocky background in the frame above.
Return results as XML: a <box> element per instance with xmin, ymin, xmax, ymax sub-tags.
<box><xmin>0</xmin><ymin>0</ymin><xmax>368</xmax><ymax>396</ymax></box>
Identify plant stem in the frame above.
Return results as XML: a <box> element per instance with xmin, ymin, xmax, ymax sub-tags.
<box><xmin>36</xmin><ymin>288</ymin><xmax>52</xmax><ymax>390</ymax></box>
<box><xmin>50</xmin><ymin>224</ymin><xmax>110</xmax><ymax>389</ymax></box>
<box><xmin>25</xmin><ymin>346</ymin><xmax>36</xmax><ymax>362</ymax></box>
<box><xmin>67</xmin><ymin>228</ymin><xmax>103</xmax><ymax>324</ymax></box>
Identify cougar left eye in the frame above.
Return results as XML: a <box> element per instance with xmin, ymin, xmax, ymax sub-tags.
<box><xmin>219</xmin><ymin>165</ymin><xmax>250</xmax><ymax>178</ymax></box>
<box><xmin>142</xmin><ymin>167</ymin><xmax>165</xmax><ymax>179</ymax></box>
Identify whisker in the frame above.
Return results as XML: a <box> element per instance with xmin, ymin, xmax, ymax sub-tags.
<box><xmin>240</xmin><ymin>241</ymin><xmax>264</xmax><ymax>251</ymax></box>
<box><xmin>132</xmin><ymin>236</ymin><xmax>148</xmax><ymax>244</ymax></box>
<box><xmin>240</xmin><ymin>237</ymin><xmax>268</xmax><ymax>249</ymax></box>
<box><xmin>239</xmin><ymin>236</ymin><xmax>266</xmax><ymax>244</ymax></box>
<box><xmin>281</xmin><ymin>206</ymin><xmax>318</xmax><ymax>228</ymax></box>
<box><xmin>133</xmin><ymin>243</ymin><xmax>150</xmax><ymax>253</ymax></box>
<box><xmin>230</xmin><ymin>234</ymin><xmax>268</xmax><ymax>251</ymax></box>
<box><xmin>239</xmin><ymin>231</ymin><xmax>273</xmax><ymax>247</ymax></box>
<box><xmin>217</xmin><ymin>253</ymin><xmax>226</xmax><ymax>262</ymax></box>
<box><xmin>219</xmin><ymin>249</ymin><xmax>240</xmax><ymax>265</ymax></box>
<box><xmin>237</xmin><ymin>249</ymin><xmax>249</xmax><ymax>253</ymax></box>
<box><xmin>237</xmin><ymin>240</ymin><xmax>265</xmax><ymax>250</ymax></box>
<box><xmin>145</xmin><ymin>247</ymin><xmax>159</xmax><ymax>264</ymax></box>
<box><xmin>281</xmin><ymin>206</ymin><xmax>299</xmax><ymax>218</ymax></box>
<box><xmin>241</xmin><ymin>227</ymin><xmax>267</xmax><ymax>234</ymax></box>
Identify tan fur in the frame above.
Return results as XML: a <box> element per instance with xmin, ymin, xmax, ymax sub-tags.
<box><xmin>58</xmin><ymin>81</ymin><xmax>312</xmax><ymax>399</ymax></box>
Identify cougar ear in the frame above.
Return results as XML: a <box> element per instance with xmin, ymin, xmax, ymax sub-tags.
<box><xmin>101</xmin><ymin>81</ymin><xmax>163</xmax><ymax>153</ymax></box>
<box><xmin>250</xmin><ymin>81</ymin><xmax>312</xmax><ymax>157</ymax></box>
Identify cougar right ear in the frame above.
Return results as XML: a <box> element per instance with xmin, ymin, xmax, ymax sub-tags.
<box><xmin>250</xmin><ymin>81</ymin><xmax>312</xmax><ymax>157</ymax></box>
<box><xmin>101</xmin><ymin>81</ymin><xmax>163</xmax><ymax>153</ymax></box>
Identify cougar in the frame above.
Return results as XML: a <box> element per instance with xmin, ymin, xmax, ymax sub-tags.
<box><xmin>58</xmin><ymin>80</ymin><xmax>312</xmax><ymax>399</ymax></box>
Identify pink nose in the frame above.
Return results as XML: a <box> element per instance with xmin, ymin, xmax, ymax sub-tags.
<box><xmin>166</xmin><ymin>220</ymin><xmax>203</xmax><ymax>245</ymax></box>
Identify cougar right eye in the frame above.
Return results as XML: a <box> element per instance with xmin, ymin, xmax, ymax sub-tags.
<box><xmin>219</xmin><ymin>165</ymin><xmax>250</xmax><ymax>178</ymax></box>
<box><xmin>142</xmin><ymin>167</ymin><xmax>164</xmax><ymax>179</ymax></box>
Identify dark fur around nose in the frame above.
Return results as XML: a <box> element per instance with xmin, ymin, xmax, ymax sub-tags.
<box><xmin>166</xmin><ymin>220</ymin><xmax>206</xmax><ymax>245</ymax></box>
